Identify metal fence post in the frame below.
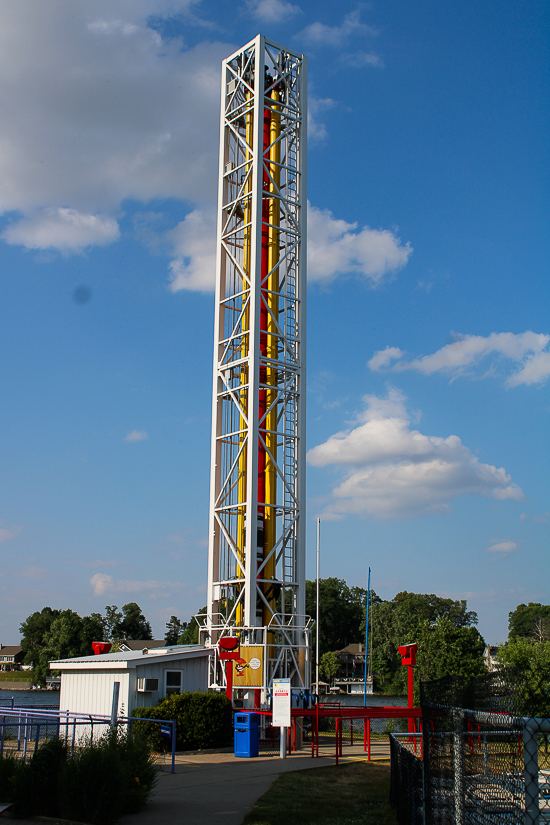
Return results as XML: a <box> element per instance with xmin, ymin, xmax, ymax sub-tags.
<box><xmin>453</xmin><ymin>708</ymin><xmax>465</xmax><ymax>825</ymax></box>
<box><xmin>524</xmin><ymin>718</ymin><xmax>540</xmax><ymax>825</ymax></box>
<box><xmin>171</xmin><ymin>720</ymin><xmax>176</xmax><ymax>774</ymax></box>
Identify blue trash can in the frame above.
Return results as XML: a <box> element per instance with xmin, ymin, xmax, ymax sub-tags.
<box><xmin>234</xmin><ymin>712</ymin><xmax>260</xmax><ymax>758</ymax></box>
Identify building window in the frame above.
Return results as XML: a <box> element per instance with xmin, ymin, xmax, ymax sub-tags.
<box><xmin>165</xmin><ymin>670</ymin><xmax>182</xmax><ymax>695</ymax></box>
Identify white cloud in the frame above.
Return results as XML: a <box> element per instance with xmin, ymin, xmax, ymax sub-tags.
<box><xmin>0</xmin><ymin>523</ymin><xmax>21</xmax><ymax>543</ymax></box>
<box><xmin>369</xmin><ymin>331</ymin><xmax>550</xmax><ymax>387</ymax></box>
<box><xmin>307</xmin><ymin>390</ymin><xmax>524</xmax><ymax>519</ymax></box>
<box><xmin>245</xmin><ymin>0</ymin><xmax>301</xmax><ymax>22</ymax></box>
<box><xmin>487</xmin><ymin>540</ymin><xmax>518</xmax><ymax>556</ymax></box>
<box><xmin>2</xmin><ymin>208</ymin><xmax>119</xmax><ymax>252</ymax></box>
<box><xmin>298</xmin><ymin>10</ymin><xmax>377</xmax><ymax>48</ymax></box>
<box><xmin>167</xmin><ymin>203</ymin><xmax>413</xmax><ymax>292</ymax></box>
<box><xmin>368</xmin><ymin>347</ymin><xmax>404</xmax><ymax>371</ymax></box>
<box><xmin>90</xmin><ymin>572</ymin><xmax>179</xmax><ymax>598</ymax></box>
<box><xmin>0</xmin><ymin>2</ymin><xmax>229</xmax><ymax>251</ymax></box>
<box><xmin>125</xmin><ymin>430</ymin><xmax>148</xmax><ymax>442</ymax></box>
<box><xmin>340</xmin><ymin>51</ymin><xmax>384</xmax><ymax>69</ymax></box>
<box><xmin>307</xmin><ymin>204</ymin><xmax>412</xmax><ymax>285</ymax></box>
<box><xmin>168</xmin><ymin>208</ymin><xmax>217</xmax><ymax>292</ymax></box>
<box><xmin>308</xmin><ymin>96</ymin><xmax>336</xmax><ymax>142</ymax></box>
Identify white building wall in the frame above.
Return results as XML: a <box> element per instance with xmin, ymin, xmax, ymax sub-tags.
<box><xmin>60</xmin><ymin>669</ymin><xmax>129</xmax><ymax>718</ymax></box>
<box><xmin>58</xmin><ymin>654</ymin><xmax>210</xmax><ymax>722</ymax></box>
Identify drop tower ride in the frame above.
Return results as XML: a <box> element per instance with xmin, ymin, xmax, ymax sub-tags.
<box><xmin>201</xmin><ymin>35</ymin><xmax>309</xmax><ymax>704</ymax></box>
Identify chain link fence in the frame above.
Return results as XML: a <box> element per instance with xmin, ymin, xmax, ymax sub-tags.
<box><xmin>389</xmin><ymin>669</ymin><xmax>550</xmax><ymax>825</ymax></box>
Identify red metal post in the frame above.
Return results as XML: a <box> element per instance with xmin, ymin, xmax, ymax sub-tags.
<box><xmin>316</xmin><ymin>701</ymin><xmax>319</xmax><ymax>757</ymax></box>
<box><xmin>367</xmin><ymin>718</ymin><xmax>371</xmax><ymax>761</ymax></box>
<box><xmin>225</xmin><ymin>661</ymin><xmax>233</xmax><ymax>703</ymax></box>
<box><xmin>407</xmin><ymin>663</ymin><xmax>414</xmax><ymax>735</ymax></box>
<box><xmin>335</xmin><ymin>718</ymin><xmax>339</xmax><ymax>765</ymax></box>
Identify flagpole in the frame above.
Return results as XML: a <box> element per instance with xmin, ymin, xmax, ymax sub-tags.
<box><xmin>316</xmin><ymin>518</ymin><xmax>320</xmax><ymax>695</ymax></box>
<box><xmin>363</xmin><ymin>567</ymin><xmax>371</xmax><ymax>707</ymax></box>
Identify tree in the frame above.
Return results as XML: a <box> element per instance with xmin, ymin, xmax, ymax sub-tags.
<box><xmin>104</xmin><ymin>603</ymin><xmax>152</xmax><ymax>641</ymax></box>
<box><xmin>319</xmin><ymin>651</ymin><xmax>340</xmax><ymax>683</ymax></box>
<box><xmin>21</xmin><ymin>608</ymin><xmax>105</xmax><ymax>685</ymax></box>
<box><xmin>20</xmin><ymin>607</ymin><xmax>61</xmax><ymax>668</ymax></box>
<box><xmin>508</xmin><ymin>603</ymin><xmax>550</xmax><ymax>641</ymax></box>
<box><xmin>165</xmin><ymin>616</ymin><xmax>187</xmax><ymax>645</ymax></box>
<box><xmin>305</xmin><ymin>578</ymin><xmax>369</xmax><ymax>657</ymax></box>
<box><xmin>415</xmin><ymin>618</ymin><xmax>486</xmax><ymax>684</ymax></box>
<box><xmin>498</xmin><ymin>636</ymin><xmax>550</xmax><ymax>716</ymax></box>
<box><xmin>104</xmin><ymin>605</ymin><xmax>124</xmax><ymax>640</ymax></box>
<box><xmin>362</xmin><ymin>591</ymin><xmax>482</xmax><ymax>693</ymax></box>
<box><xmin>119</xmin><ymin>603</ymin><xmax>153</xmax><ymax>640</ymax></box>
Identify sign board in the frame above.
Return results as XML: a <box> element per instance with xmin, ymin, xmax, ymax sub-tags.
<box><xmin>160</xmin><ymin>724</ymin><xmax>171</xmax><ymax>739</ymax></box>
<box><xmin>232</xmin><ymin>645</ymin><xmax>264</xmax><ymax>688</ymax></box>
<box><xmin>272</xmin><ymin>678</ymin><xmax>291</xmax><ymax>728</ymax></box>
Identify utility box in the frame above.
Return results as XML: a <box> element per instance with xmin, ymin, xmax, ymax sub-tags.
<box><xmin>234</xmin><ymin>712</ymin><xmax>260</xmax><ymax>758</ymax></box>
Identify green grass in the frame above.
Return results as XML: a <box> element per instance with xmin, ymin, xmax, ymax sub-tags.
<box><xmin>242</xmin><ymin>760</ymin><xmax>398</xmax><ymax>825</ymax></box>
<box><xmin>0</xmin><ymin>672</ymin><xmax>32</xmax><ymax>682</ymax></box>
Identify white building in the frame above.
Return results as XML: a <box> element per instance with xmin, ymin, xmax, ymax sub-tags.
<box><xmin>50</xmin><ymin>645</ymin><xmax>213</xmax><ymax>721</ymax></box>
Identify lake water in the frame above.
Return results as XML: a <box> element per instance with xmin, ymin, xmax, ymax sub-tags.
<box><xmin>0</xmin><ymin>689</ymin><xmax>59</xmax><ymax>708</ymax></box>
<box><xmin>332</xmin><ymin>694</ymin><xmax>407</xmax><ymax>708</ymax></box>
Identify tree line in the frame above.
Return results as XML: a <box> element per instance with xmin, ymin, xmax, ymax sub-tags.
<box><xmin>19</xmin><ymin>586</ymin><xmax>550</xmax><ymax>693</ymax></box>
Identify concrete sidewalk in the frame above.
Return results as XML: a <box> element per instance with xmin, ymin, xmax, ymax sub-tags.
<box><xmin>119</xmin><ymin>751</ymin><xmax>334</xmax><ymax>825</ymax></box>
<box><xmin>0</xmin><ymin>744</ymin><xmax>390</xmax><ymax>825</ymax></box>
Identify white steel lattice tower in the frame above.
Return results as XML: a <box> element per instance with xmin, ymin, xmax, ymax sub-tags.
<box><xmin>202</xmin><ymin>35</ymin><xmax>309</xmax><ymax>699</ymax></box>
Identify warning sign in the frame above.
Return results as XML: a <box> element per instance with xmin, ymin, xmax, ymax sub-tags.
<box><xmin>272</xmin><ymin>678</ymin><xmax>291</xmax><ymax>728</ymax></box>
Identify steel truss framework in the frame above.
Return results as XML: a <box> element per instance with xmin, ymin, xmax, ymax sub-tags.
<box><xmin>202</xmin><ymin>36</ymin><xmax>309</xmax><ymax>695</ymax></box>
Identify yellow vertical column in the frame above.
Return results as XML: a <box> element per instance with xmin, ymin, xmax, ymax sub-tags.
<box><xmin>263</xmin><ymin>88</ymin><xmax>280</xmax><ymax>627</ymax></box>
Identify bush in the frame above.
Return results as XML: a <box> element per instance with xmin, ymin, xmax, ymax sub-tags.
<box><xmin>58</xmin><ymin>732</ymin><xmax>156</xmax><ymax>824</ymax></box>
<box><xmin>10</xmin><ymin>736</ymin><xmax>68</xmax><ymax>818</ymax></box>
<box><xmin>132</xmin><ymin>690</ymin><xmax>232</xmax><ymax>752</ymax></box>
<box><xmin>3</xmin><ymin>731</ymin><xmax>156</xmax><ymax>824</ymax></box>
<box><xmin>0</xmin><ymin>752</ymin><xmax>18</xmax><ymax>803</ymax></box>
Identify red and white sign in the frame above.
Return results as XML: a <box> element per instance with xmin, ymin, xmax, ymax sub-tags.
<box><xmin>272</xmin><ymin>678</ymin><xmax>291</xmax><ymax>728</ymax></box>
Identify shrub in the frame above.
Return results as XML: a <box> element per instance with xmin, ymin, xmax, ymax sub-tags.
<box><xmin>5</xmin><ymin>731</ymin><xmax>156</xmax><ymax>824</ymax></box>
<box><xmin>0</xmin><ymin>752</ymin><xmax>18</xmax><ymax>803</ymax></box>
<box><xmin>132</xmin><ymin>690</ymin><xmax>232</xmax><ymax>752</ymax></box>
<box><xmin>11</xmin><ymin>736</ymin><xmax>68</xmax><ymax>818</ymax></box>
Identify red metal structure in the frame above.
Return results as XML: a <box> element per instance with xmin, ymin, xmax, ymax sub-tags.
<box><xmin>398</xmin><ymin>642</ymin><xmax>418</xmax><ymax>737</ymax></box>
<box><xmin>218</xmin><ymin>637</ymin><xmax>240</xmax><ymax>701</ymax></box>
<box><xmin>252</xmin><ymin>702</ymin><xmax>422</xmax><ymax>764</ymax></box>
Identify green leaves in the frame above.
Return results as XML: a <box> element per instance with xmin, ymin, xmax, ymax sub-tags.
<box><xmin>319</xmin><ymin>651</ymin><xmax>340</xmax><ymax>682</ymax></box>
<box><xmin>498</xmin><ymin>637</ymin><xmax>550</xmax><ymax>717</ymax></box>
<box><xmin>367</xmin><ymin>592</ymin><xmax>483</xmax><ymax>694</ymax></box>
<box><xmin>508</xmin><ymin>602</ymin><xmax>550</xmax><ymax>641</ymax></box>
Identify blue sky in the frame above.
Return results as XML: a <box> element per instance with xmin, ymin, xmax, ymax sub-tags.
<box><xmin>1</xmin><ymin>0</ymin><xmax>548</xmax><ymax>646</ymax></box>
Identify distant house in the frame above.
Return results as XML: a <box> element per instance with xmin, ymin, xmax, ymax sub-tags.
<box><xmin>333</xmin><ymin>643</ymin><xmax>373</xmax><ymax>695</ymax></box>
<box><xmin>0</xmin><ymin>645</ymin><xmax>24</xmax><ymax>672</ymax></box>
<box><xmin>117</xmin><ymin>640</ymin><xmax>166</xmax><ymax>652</ymax></box>
<box><xmin>485</xmin><ymin>645</ymin><xmax>500</xmax><ymax>672</ymax></box>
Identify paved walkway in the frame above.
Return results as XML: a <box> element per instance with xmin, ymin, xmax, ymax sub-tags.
<box><xmin>1</xmin><ymin>743</ymin><xmax>390</xmax><ymax>825</ymax></box>
<box><xmin>117</xmin><ymin>742</ymin><xmax>390</xmax><ymax>825</ymax></box>
<box><xmin>119</xmin><ymin>752</ymin><xmax>334</xmax><ymax>825</ymax></box>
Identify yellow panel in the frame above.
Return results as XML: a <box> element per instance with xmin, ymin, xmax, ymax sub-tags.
<box><xmin>232</xmin><ymin>645</ymin><xmax>264</xmax><ymax>688</ymax></box>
